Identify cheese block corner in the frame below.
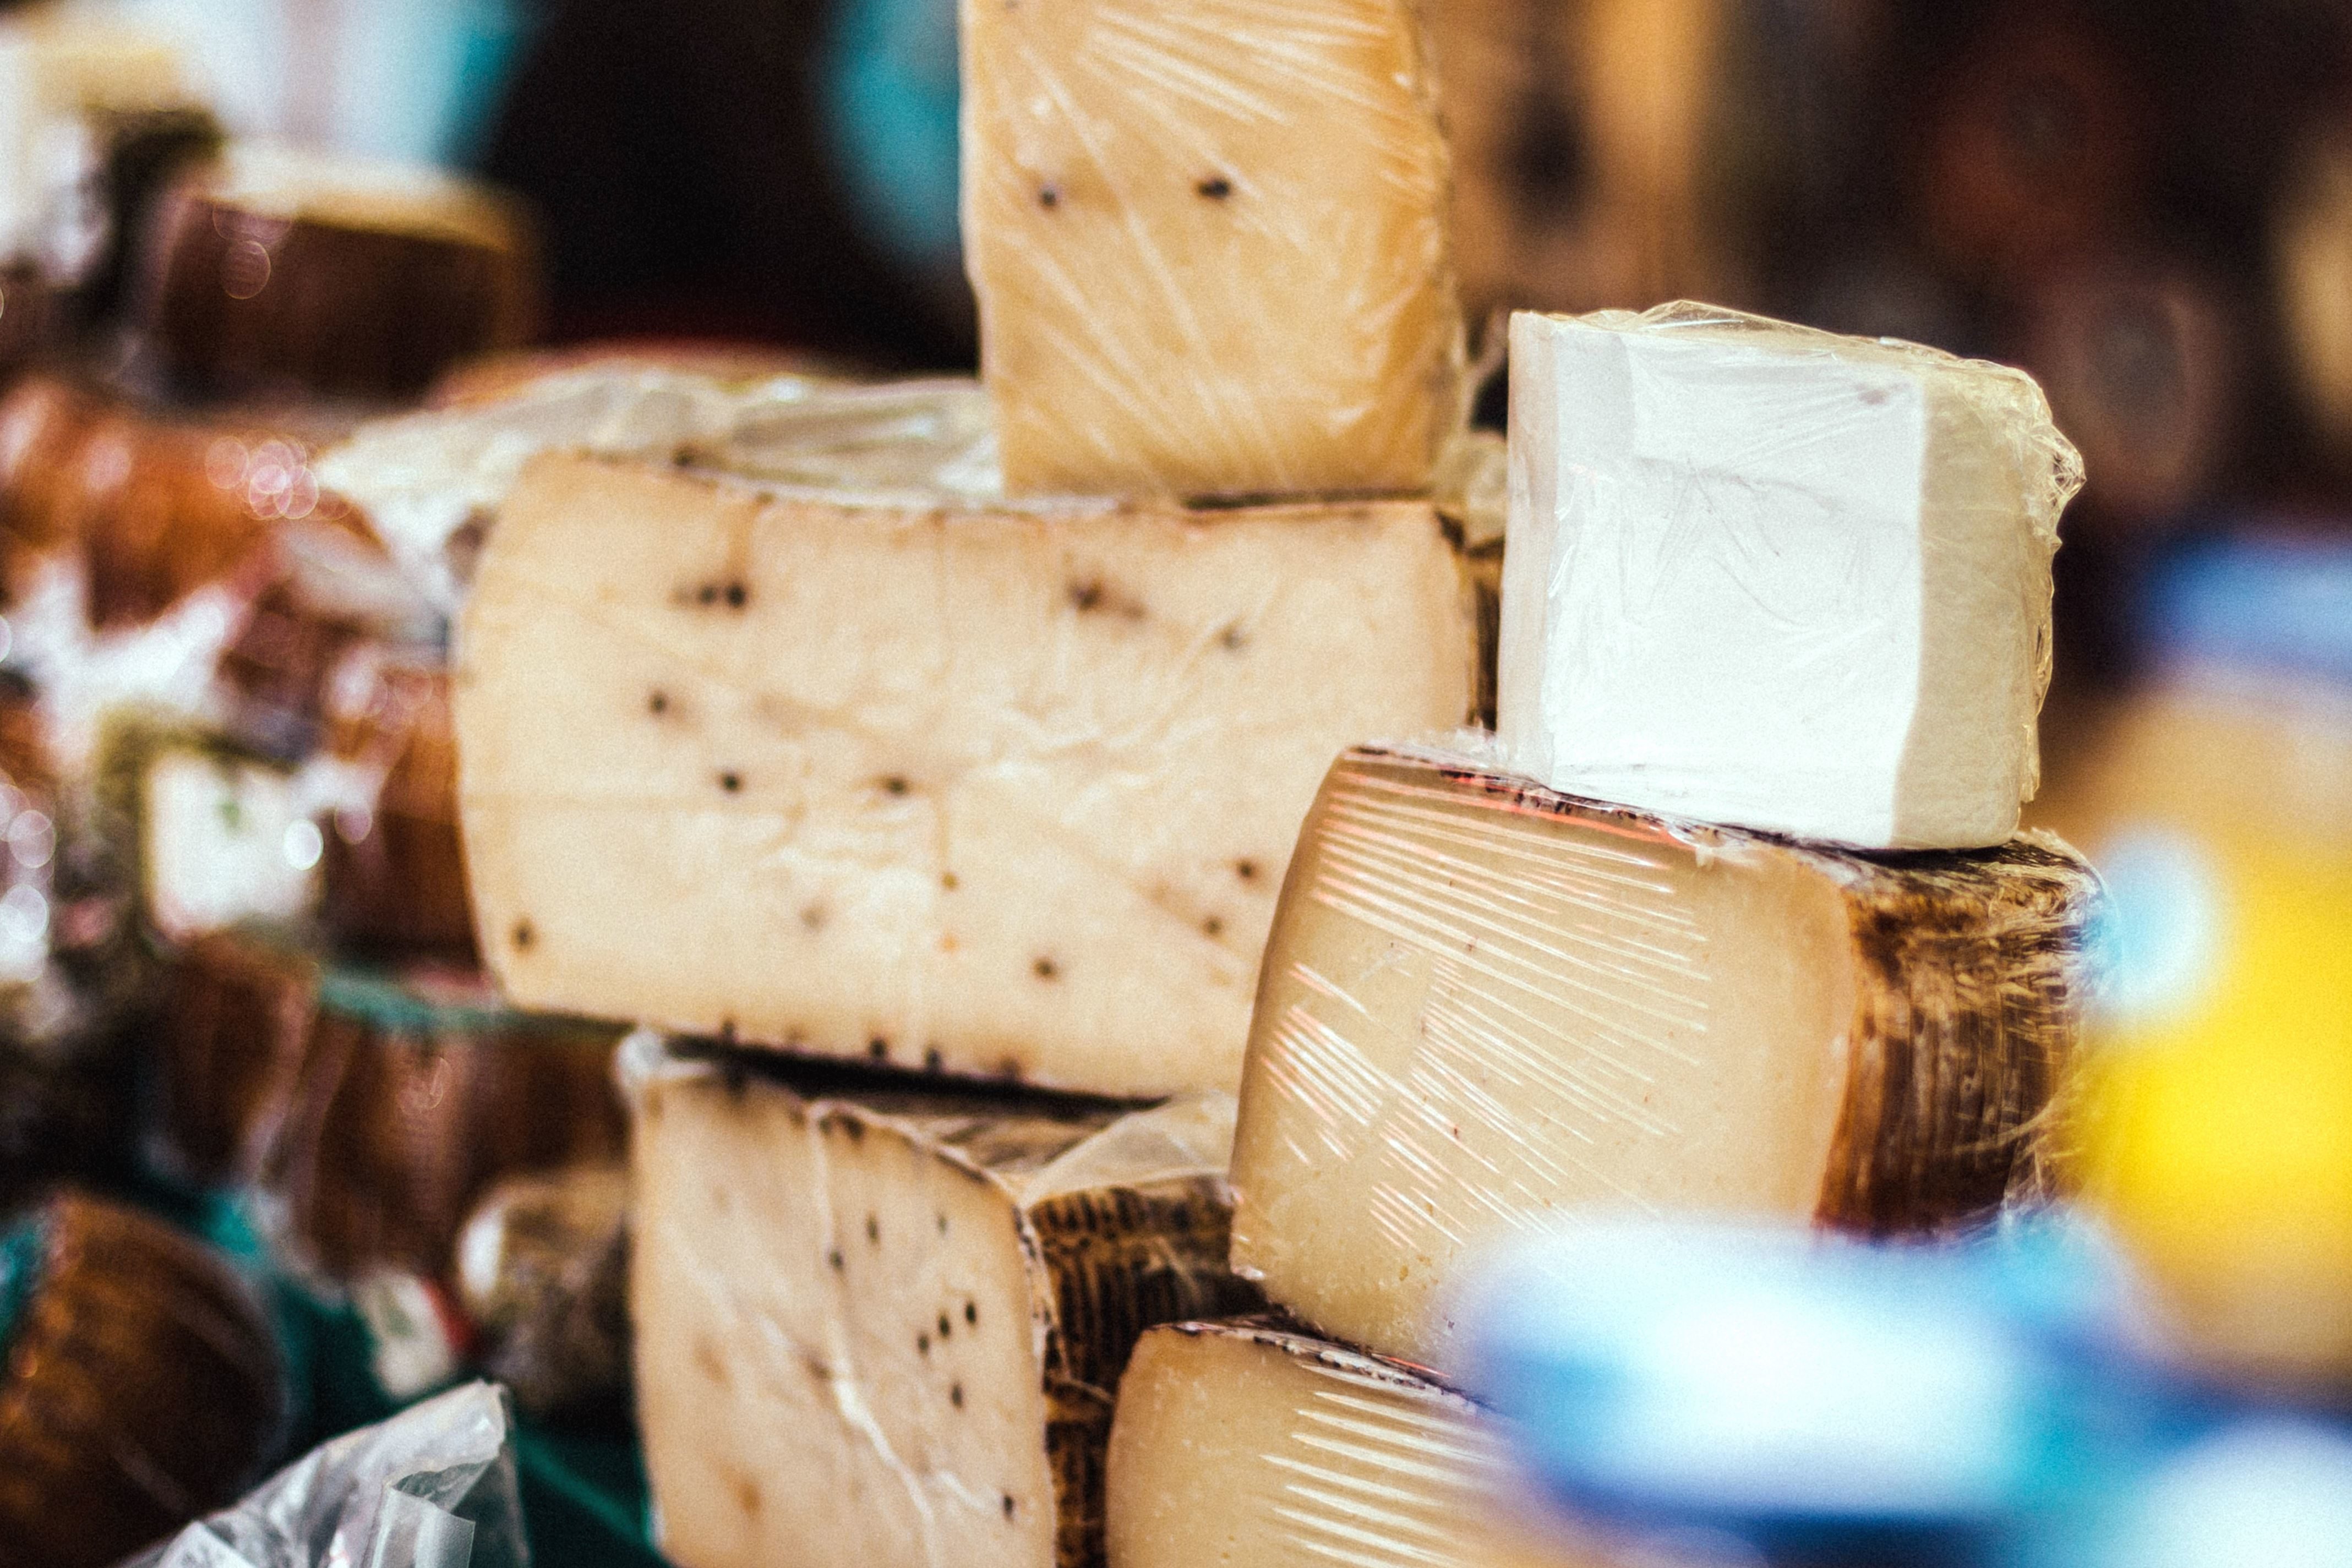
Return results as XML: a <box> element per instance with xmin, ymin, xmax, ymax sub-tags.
<box><xmin>625</xmin><ymin>1035</ymin><xmax>1257</xmax><ymax>1568</ymax></box>
<box><xmin>1501</xmin><ymin>302</ymin><xmax>2084</xmax><ymax>849</ymax></box>
<box><xmin>1228</xmin><ymin>741</ymin><xmax>2102</xmax><ymax>1372</ymax></box>
<box><xmin>456</xmin><ymin>447</ymin><xmax>1477</xmax><ymax>1097</ymax></box>
<box><xmin>961</xmin><ymin>0</ymin><xmax>1464</xmax><ymax>497</ymax></box>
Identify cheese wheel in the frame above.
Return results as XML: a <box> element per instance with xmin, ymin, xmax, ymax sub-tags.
<box><xmin>0</xmin><ymin>1193</ymin><xmax>285</xmax><ymax>1568</ymax></box>
<box><xmin>135</xmin><ymin>144</ymin><xmax>538</xmax><ymax>402</ymax></box>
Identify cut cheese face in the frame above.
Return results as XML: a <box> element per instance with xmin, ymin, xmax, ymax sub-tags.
<box><xmin>961</xmin><ymin>0</ymin><xmax>1463</xmax><ymax>498</ymax></box>
<box><xmin>1228</xmin><ymin>741</ymin><xmax>2100</xmax><ymax>1373</ymax></box>
<box><xmin>624</xmin><ymin>1036</ymin><xmax>1254</xmax><ymax>1568</ymax></box>
<box><xmin>457</xmin><ymin>452</ymin><xmax>1475</xmax><ymax>1097</ymax></box>
<box><xmin>1501</xmin><ymin>303</ymin><xmax>2083</xmax><ymax>849</ymax></box>
<box><xmin>1108</xmin><ymin>1319</ymin><xmax>1629</xmax><ymax>1568</ymax></box>
<box><xmin>140</xmin><ymin>744</ymin><xmax>318</xmax><ymax>940</ymax></box>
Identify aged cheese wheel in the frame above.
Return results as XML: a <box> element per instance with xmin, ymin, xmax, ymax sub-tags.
<box><xmin>266</xmin><ymin>960</ymin><xmax>626</xmax><ymax>1279</ymax></box>
<box><xmin>155</xmin><ymin>929</ymin><xmax>626</xmax><ymax>1280</ymax></box>
<box><xmin>1229</xmin><ymin>742</ymin><xmax>2102</xmax><ymax>1374</ymax></box>
<box><xmin>0</xmin><ymin>1192</ymin><xmax>285</xmax><ymax>1568</ymax></box>
<box><xmin>457</xmin><ymin>445</ymin><xmax>1477</xmax><ymax>1099</ymax></box>
<box><xmin>135</xmin><ymin>144</ymin><xmax>538</xmax><ymax>402</ymax></box>
<box><xmin>627</xmin><ymin>1036</ymin><xmax>1256</xmax><ymax>1568</ymax></box>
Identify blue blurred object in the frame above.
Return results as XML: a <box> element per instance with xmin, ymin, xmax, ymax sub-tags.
<box><xmin>2144</xmin><ymin>534</ymin><xmax>2352</xmax><ymax>687</ymax></box>
<box><xmin>2043</xmin><ymin>1419</ymin><xmax>2352</xmax><ymax>1568</ymax></box>
<box><xmin>1459</xmin><ymin>1216</ymin><xmax>2167</xmax><ymax>1564</ymax></box>
<box><xmin>820</xmin><ymin>0</ymin><xmax>964</xmax><ymax>280</ymax></box>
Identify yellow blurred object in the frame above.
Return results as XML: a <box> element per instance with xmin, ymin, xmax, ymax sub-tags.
<box><xmin>2054</xmin><ymin>681</ymin><xmax>2352</xmax><ymax>1386</ymax></box>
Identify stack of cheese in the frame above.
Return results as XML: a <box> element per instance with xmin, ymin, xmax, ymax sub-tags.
<box><xmin>441</xmin><ymin>9</ymin><xmax>2101</xmax><ymax>1568</ymax></box>
<box><xmin>1109</xmin><ymin>309</ymin><xmax>2102</xmax><ymax>1566</ymax></box>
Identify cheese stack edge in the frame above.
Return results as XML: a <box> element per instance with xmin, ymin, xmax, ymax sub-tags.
<box><xmin>1228</xmin><ymin>741</ymin><xmax>2102</xmax><ymax>1374</ymax></box>
<box><xmin>456</xmin><ymin>450</ymin><xmax>1478</xmax><ymax>1099</ymax></box>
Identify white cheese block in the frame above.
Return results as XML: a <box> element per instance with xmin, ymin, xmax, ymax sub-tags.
<box><xmin>1109</xmin><ymin>1319</ymin><xmax>1642</xmax><ymax>1568</ymax></box>
<box><xmin>456</xmin><ymin>450</ymin><xmax>1475</xmax><ymax>1097</ymax></box>
<box><xmin>1500</xmin><ymin>302</ymin><xmax>2084</xmax><ymax>849</ymax></box>
<box><xmin>961</xmin><ymin>0</ymin><xmax>1464</xmax><ymax>498</ymax></box>
<box><xmin>1227</xmin><ymin>740</ymin><xmax>2100</xmax><ymax>1374</ymax></box>
<box><xmin>624</xmin><ymin>1035</ymin><xmax>1256</xmax><ymax>1568</ymax></box>
<box><xmin>138</xmin><ymin>740</ymin><xmax>319</xmax><ymax>940</ymax></box>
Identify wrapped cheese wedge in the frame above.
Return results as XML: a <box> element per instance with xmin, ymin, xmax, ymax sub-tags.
<box><xmin>625</xmin><ymin>1034</ymin><xmax>1257</xmax><ymax>1568</ymax></box>
<box><xmin>457</xmin><ymin>435</ymin><xmax>1476</xmax><ymax>1097</ymax></box>
<box><xmin>1110</xmin><ymin>1318</ymin><xmax>1642</xmax><ymax>1568</ymax></box>
<box><xmin>1502</xmin><ymin>303</ymin><xmax>2083</xmax><ymax>849</ymax></box>
<box><xmin>1228</xmin><ymin>740</ymin><xmax>2102</xmax><ymax>1374</ymax></box>
<box><xmin>961</xmin><ymin>0</ymin><xmax>1463</xmax><ymax>497</ymax></box>
<box><xmin>134</xmin><ymin>143</ymin><xmax>537</xmax><ymax>402</ymax></box>
<box><xmin>315</xmin><ymin>654</ymin><xmax>470</xmax><ymax>954</ymax></box>
<box><xmin>0</xmin><ymin>1192</ymin><xmax>286</xmax><ymax>1568</ymax></box>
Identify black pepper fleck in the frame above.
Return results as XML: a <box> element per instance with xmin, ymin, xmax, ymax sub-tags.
<box><xmin>724</xmin><ymin>581</ymin><xmax>747</xmax><ymax>609</ymax></box>
<box><xmin>918</xmin><ymin>1332</ymin><xmax>930</xmax><ymax>1354</ymax></box>
<box><xmin>938</xmin><ymin>1313</ymin><xmax>952</xmax><ymax>1339</ymax></box>
<box><xmin>1003</xmin><ymin>1496</ymin><xmax>1016</xmax><ymax>1519</ymax></box>
<box><xmin>1038</xmin><ymin>184</ymin><xmax>1059</xmax><ymax>209</ymax></box>
<box><xmin>882</xmin><ymin>775</ymin><xmax>909</xmax><ymax>795</ymax></box>
<box><xmin>1202</xmin><ymin>916</ymin><xmax>1224</xmax><ymax>937</ymax></box>
<box><xmin>511</xmin><ymin>919</ymin><xmax>534</xmax><ymax>950</ymax></box>
<box><xmin>828</xmin><ymin>1249</ymin><xmax>844</xmax><ymax>1270</ymax></box>
<box><xmin>697</xmin><ymin>584</ymin><xmax>718</xmax><ymax>606</ymax></box>
<box><xmin>951</xmin><ymin>1383</ymin><xmax>964</xmax><ymax>1408</ymax></box>
<box><xmin>1235</xmin><ymin>859</ymin><xmax>1258</xmax><ymax>881</ymax></box>
<box><xmin>720</xmin><ymin>772</ymin><xmax>742</xmax><ymax>793</ymax></box>
<box><xmin>941</xmin><ymin>871</ymin><xmax>960</xmax><ymax>890</ymax></box>
<box><xmin>802</xmin><ymin>904</ymin><xmax>827</xmax><ymax>931</ymax></box>
<box><xmin>924</xmin><ymin>1046</ymin><xmax>943</xmax><ymax>1072</ymax></box>
<box><xmin>964</xmin><ymin>1301</ymin><xmax>977</xmax><ymax>1326</ymax></box>
<box><xmin>866</xmin><ymin>1215</ymin><xmax>880</xmax><ymax>1244</ymax></box>
<box><xmin>647</xmin><ymin>691</ymin><xmax>669</xmax><ymax>714</ymax></box>
<box><xmin>1197</xmin><ymin>176</ymin><xmax>1232</xmax><ymax>199</ymax></box>
<box><xmin>1219</xmin><ymin>624</ymin><xmax>1247</xmax><ymax>651</ymax></box>
<box><xmin>869</xmin><ymin>1037</ymin><xmax>889</xmax><ymax>1059</ymax></box>
<box><xmin>1068</xmin><ymin>579</ymin><xmax>1103</xmax><ymax>611</ymax></box>
<box><xmin>1034</xmin><ymin>957</ymin><xmax>1058</xmax><ymax>980</ymax></box>
<box><xmin>937</xmin><ymin>1213</ymin><xmax>948</xmax><ymax>1234</ymax></box>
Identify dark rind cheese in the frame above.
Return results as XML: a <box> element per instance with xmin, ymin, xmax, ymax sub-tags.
<box><xmin>0</xmin><ymin>1193</ymin><xmax>285</xmax><ymax>1568</ymax></box>
<box><xmin>134</xmin><ymin>148</ymin><xmax>537</xmax><ymax>402</ymax></box>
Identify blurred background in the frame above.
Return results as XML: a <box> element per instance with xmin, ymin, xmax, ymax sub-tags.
<box><xmin>2</xmin><ymin>0</ymin><xmax>2351</xmax><ymax>1561</ymax></box>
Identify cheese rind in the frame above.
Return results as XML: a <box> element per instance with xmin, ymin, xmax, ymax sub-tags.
<box><xmin>1107</xmin><ymin>1319</ymin><xmax>1609</xmax><ymax>1568</ymax></box>
<box><xmin>1501</xmin><ymin>302</ymin><xmax>2083</xmax><ymax>849</ymax></box>
<box><xmin>625</xmin><ymin>1036</ymin><xmax>1255</xmax><ymax>1568</ymax></box>
<box><xmin>1228</xmin><ymin>742</ymin><xmax>2100</xmax><ymax>1373</ymax></box>
<box><xmin>961</xmin><ymin>0</ymin><xmax>1463</xmax><ymax>497</ymax></box>
<box><xmin>457</xmin><ymin>450</ymin><xmax>1476</xmax><ymax>1097</ymax></box>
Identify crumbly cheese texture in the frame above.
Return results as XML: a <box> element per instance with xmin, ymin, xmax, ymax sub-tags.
<box><xmin>1227</xmin><ymin>742</ymin><xmax>2100</xmax><ymax>1373</ymax></box>
<box><xmin>1109</xmin><ymin>1319</ymin><xmax>1606</xmax><ymax>1568</ymax></box>
<box><xmin>961</xmin><ymin>0</ymin><xmax>1464</xmax><ymax>498</ymax></box>
<box><xmin>457</xmin><ymin>452</ymin><xmax>1475</xmax><ymax>1097</ymax></box>
<box><xmin>1501</xmin><ymin>303</ymin><xmax>2083</xmax><ymax>849</ymax></box>
<box><xmin>625</xmin><ymin>1037</ymin><xmax>1252</xmax><ymax>1568</ymax></box>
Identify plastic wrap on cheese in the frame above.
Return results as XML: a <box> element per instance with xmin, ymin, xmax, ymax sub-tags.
<box><xmin>1226</xmin><ymin>737</ymin><xmax>2102</xmax><ymax>1374</ymax></box>
<box><xmin>1502</xmin><ymin>302</ymin><xmax>2084</xmax><ymax>849</ymax></box>
<box><xmin>314</xmin><ymin>369</ymin><xmax>996</xmax><ymax>618</ymax></box>
<box><xmin>130</xmin><ymin>1381</ymin><xmax>528</xmax><ymax>1568</ymax></box>
<box><xmin>961</xmin><ymin>0</ymin><xmax>1465</xmax><ymax>498</ymax></box>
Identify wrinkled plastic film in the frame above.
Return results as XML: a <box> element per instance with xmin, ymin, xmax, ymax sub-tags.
<box><xmin>1500</xmin><ymin>302</ymin><xmax>2084</xmax><ymax>850</ymax></box>
<box><xmin>129</xmin><ymin>1381</ymin><xmax>528</xmax><ymax>1568</ymax></box>
<box><xmin>1226</xmin><ymin>741</ymin><xmax>2102</xmax><ymax>1373</ymax></box>
<box><xmin>960</xmin><ymin>0</ymin><xmax>1466</xmax><ymax>497</ymax></box>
